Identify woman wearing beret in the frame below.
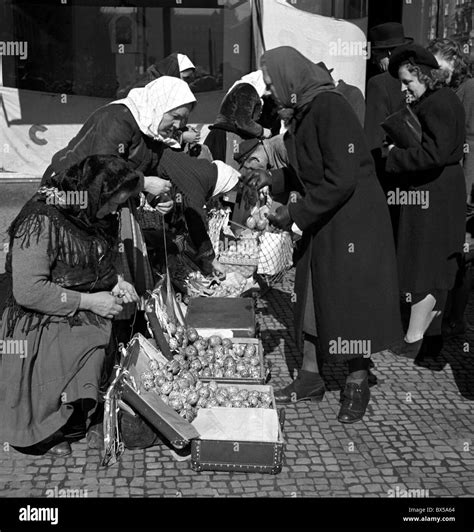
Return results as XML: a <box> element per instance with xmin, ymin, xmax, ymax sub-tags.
<box><xmin>245</xmin><ymin>47</ymin><xmax>402</xmax><ymax>424</ymax></box>
<box><xmin>385</xmin><ymin>44</ymin><xmax>466</xmax><ymax>360</ymax></box>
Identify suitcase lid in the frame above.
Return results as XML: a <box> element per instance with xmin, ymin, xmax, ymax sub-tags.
<box><xmin>185</xmin><ymin>297</ymin><xmax>255</xmax><ymax>332</ymax></box>
<box><xmin>121</xmin><ymin>334</ymin><xmax>200</xmax><ymax>447</ymax></box>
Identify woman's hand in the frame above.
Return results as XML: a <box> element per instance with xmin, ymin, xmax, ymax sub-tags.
<box><xmin>182</xmin><ymin>127</ymin><xmax>201</xmax><ymax>145</ymax></box>
<box><xmin>242</xmin><ymin>169</ymin><xmax>272</xmax><ymax>190</ymax></box>
<box><xmin>267</xmin><ymin>205</ymin><xmax>292</xmax><ymax>230</ymax></box>
<box><xmin>212</xmin><ymin>259</ymin><xmax>226</xmax><ymax>280</ymax></box>
<box><xmin>80</xmin><ymin>292</ymin><xmax>123</xmax><ymax>319</ymax></box>
<box><xmin>111</xmin><ymin>279</ymin><xmax>139</xmax><ymax>304</ymax></box>
<box><xmin>155</xmin><ymin>200</ymin><xmax>174</xmax><ymax>215</ymax></box>
<box><xmin>143</xmin><ymin>176</ymin><xmax>172</xmax><ymax>197</ymax></box>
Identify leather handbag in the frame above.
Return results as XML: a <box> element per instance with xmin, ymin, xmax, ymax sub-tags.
<box><xmin>381</xmin><ymin>105</ymin><xmax>422</xmax><ymax>148</ymax></box>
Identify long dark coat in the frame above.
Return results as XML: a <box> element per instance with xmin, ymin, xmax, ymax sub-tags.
<box><xmin>386</xmin><ymin>87</ymin><xmax>466</xmax><ymax>294</ymax></box>
<box><xmin>365</xmin><ymin>71</ymin><xmax>406</xmax><ymax>241</ymax></box>
<box><xmin>275</xmin><ymin>91</ymin><xmax>402</xmax><ymax>361</ymax></box>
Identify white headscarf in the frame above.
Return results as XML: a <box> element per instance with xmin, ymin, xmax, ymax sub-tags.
<box><xmin>110</xmin><ymin>76</ymin><xmax>196</xmax><ymax>146</ymax></box>
<box><xmin>212</xmin><ymin>160</ymin><xmax>240</xmax><ymax>197</ymax></box>
<box><xmin>177</xmin><ymin>54</ymin><xmax>195</xmax><ymax>73</ymax></box>
<box><xmin>228</xmin><ymin>70</ymin><xmax>267</xmax><ymax>98</ymax></box>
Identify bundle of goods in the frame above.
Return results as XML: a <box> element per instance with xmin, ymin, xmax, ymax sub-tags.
<box><xmin>244</xmin><ymin>204</ymin><xmax>271</xmax><ymax>232</ymax></box>
<box><xmin>169</xmin><ymin>255</ymin><xmax>254</xmax><ymax>298</ymax></box>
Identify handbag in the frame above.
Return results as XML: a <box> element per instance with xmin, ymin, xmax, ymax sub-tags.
<box><xmin>381</xmin><ymin>105</ymin><xmax>422</xmax><ymax>148</ymax></box>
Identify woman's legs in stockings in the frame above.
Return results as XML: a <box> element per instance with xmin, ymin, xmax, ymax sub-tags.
<box><xmin>405</xmin><ymin>291</ymin><xmax>447</xmax><ymax>343</ymax></box>
<box><xmin>301</xmin><ymin>334</ymin><xmax>322</xmax><ymax>374</ymax></box>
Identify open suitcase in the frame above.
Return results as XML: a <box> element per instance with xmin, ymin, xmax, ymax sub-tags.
<box><xmin>118</xmin><ymin>334</ymin><xmax>285</xmax><ymax>474</ymax></box>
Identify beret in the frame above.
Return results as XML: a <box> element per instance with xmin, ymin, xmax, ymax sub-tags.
<box><xmin>388</xmin><ymin>44</ymin><xmax>439</xmax><ymax>78</ymax></box>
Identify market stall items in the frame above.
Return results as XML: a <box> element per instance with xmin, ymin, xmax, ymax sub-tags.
<box><xmin>158</xmin><ymin>327</ymin><xmax>266</xmax><ymax>384</ymax></box>
<box><xmin>114</xmin><ymin>334</ymin><xmax>284</xmax><ymax>474</ymax></box>
<box><xmin>169</xmin><ymin>255</ymin><xmax>255</xmax><ymax>298</ymax></box>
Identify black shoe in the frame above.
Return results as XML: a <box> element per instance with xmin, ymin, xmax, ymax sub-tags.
<box><xmin>274</xmin><ymin>375</ymin><xmax>325</xmax><ymax>404</ymax></box>
<box><xmin>390</xmin><ymin>338</ymin><xmax>423</xmax><ymax>359</ymax></box>
<box><xmin>415</xmin><ymin>335</ymin><xmax>445</xmax><ymax>371</ymax></box>
<box><xmin>338</xmin><ymin>380</ymin><xmax>370</xmax><ymax>424</ymax></box>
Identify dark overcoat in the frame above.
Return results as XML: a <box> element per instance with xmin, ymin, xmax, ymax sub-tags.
<box><xmin>275</xmin><ymin>91</ymin><xmax>402</xmax><ymax>361</ymax></box>
<box><xmin>386</xmin><ymin>87</ymin><xmax>466</xmax><ymax>294</ymax></box>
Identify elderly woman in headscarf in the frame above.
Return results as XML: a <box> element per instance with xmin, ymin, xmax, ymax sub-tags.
<box><xmin>41</xmin><ymin>76</ymin><xmax>196</xmax><ymax>334</ymax></box>
<box><xmin>244</xmin><ymin>46</ymin><xmax>402</xmax><ymax>424</ymax></box>
<box><xmin>1</xmin><ymin>155</ymin><xmax>142</xmax><ymax>457</ymax></box>
<box><xmin>204</xmin><ymin>70</ymin><xmax>270</xmax><ymax>166</ymax></box>
<box><xmin>117</xmin><ymin>53</ymin><xmax>200</xmax><ymax>147</ymax></box>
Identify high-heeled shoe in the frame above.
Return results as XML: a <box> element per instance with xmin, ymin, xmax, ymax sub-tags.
<box><xmin>274</xmin><ymin>371</ymin><xmax>325</xmax><ymax>404</ymax></box>
<box><xmin>338</xmin><ymin>379</ymin><xmax>370</xmax><ymax>424</ymax></box>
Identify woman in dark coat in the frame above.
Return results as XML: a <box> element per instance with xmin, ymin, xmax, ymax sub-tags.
<box><xmin>246</xmin><ymin>47</ymin><xmax>402</xmax><ymax>424</ymax></box>
<box><xmin>385</xmin><ymin>45</ymin><xmax>466</xmax><ymax>360</ymax></box>
<box><xmin>0</xmin><ymin>155</ymin><xmax>142</xmax><ymax>456</ymax></box>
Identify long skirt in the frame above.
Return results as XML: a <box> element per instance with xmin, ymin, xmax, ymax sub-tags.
<box><xmin>0</xmin><ymin>311</ymin><xmax>113</xmax><ymax>447</ymax></box>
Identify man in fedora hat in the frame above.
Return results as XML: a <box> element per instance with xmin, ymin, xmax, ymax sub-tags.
<box><xmin>364</xmin><ymin>22</ymin><xmax>414</xmax><ymax>241</ymax></box>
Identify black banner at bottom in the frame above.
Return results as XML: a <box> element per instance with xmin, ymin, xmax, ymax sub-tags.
<box><xmin>0</xmin><ymin>497</ymin><xmax>473</xmax><ymax>531</ymax></box>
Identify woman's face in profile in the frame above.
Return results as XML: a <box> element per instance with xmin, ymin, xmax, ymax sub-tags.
<box><xmin>159</xmin><ymin>104</ymin><xmax>192</xmax><ymax>138</ymax></box>
<box><xmin>399</xmin><ymin>65</ymin><xmax>427</xmax><ymax>100</ymax></box>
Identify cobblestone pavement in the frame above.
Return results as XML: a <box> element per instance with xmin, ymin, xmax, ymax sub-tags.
<box><xmin>1</xmin><ymin>189</ymin><xmax>474</xmax><ymax>498</ymax></box>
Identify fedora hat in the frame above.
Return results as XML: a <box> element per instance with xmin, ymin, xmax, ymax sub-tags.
<box><xmin>368</xmin><ymin>22</ymin><xmax>414</xmax><ymax>50</ymax></box>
